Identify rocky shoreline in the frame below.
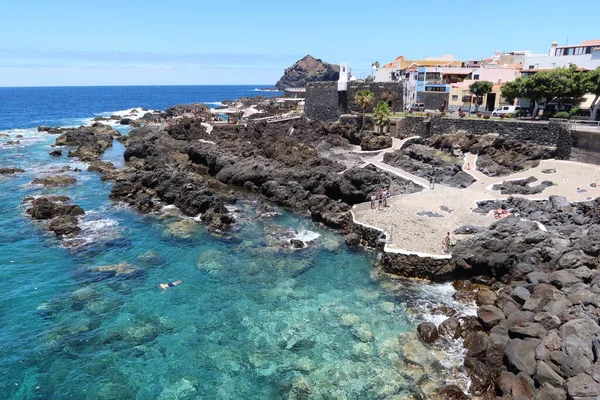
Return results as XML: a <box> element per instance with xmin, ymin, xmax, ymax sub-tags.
<box><xmin>409</xmin><ymin>196</ymin><xmax>600</xmax><ymax>399</ymax></box>
<box><xmin>26</xmin><ymin>101</ymin><xmax>600</xmax><ymax>398</ymax></box>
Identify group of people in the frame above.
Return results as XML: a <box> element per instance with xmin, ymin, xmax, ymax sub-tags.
<box><xmin>494</xmin><ymin>208</ymin><xmax>513</xmax><ymax>219</ymax></box>
<box><xmin>369</xmin><ymin>187</ymin><xmax>390</xmax><ymax>210</ymax></box>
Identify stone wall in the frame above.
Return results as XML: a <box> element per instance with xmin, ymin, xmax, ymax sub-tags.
<box><xmin>304</xmin><ymin>82</ymin><xmax>341</xmax><ymax>122</ymax></box>
<box><xmin>416</xmin><ymin>92</ymin><xmax>449</xmax><ymax>111</ymax></box>
<box><xmin>398</xmin><ymin>116</ymin><xmax>572</xmax><ymax>159</ymax></box>
<box><xmin>305</xmin><ymin>82</ymin><xmax>404</xmax><ymax>122</ymax></box>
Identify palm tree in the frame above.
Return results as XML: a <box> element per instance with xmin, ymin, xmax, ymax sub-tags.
<box><xmin>373</xmin><ymin>101</ymin><xmax>391</xmax><ymax>134</ymax></box>
<box><xmin>354</xmin><ymin>89</ymin><xmax>375</xmax><ymax>131</ymax></box>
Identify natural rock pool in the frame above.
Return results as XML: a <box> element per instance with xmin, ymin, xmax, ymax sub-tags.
<box><xmin>0</xmin><ymin>103</ymin><xmax>472</xmax><ymax>399</ymax></box>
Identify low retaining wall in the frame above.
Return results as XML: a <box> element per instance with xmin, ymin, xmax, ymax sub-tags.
<box><xmin>380</xmin><ymin>252</ymin><xmax>454</xmax><ymax>281</ymax></box>
<box><xmin>398</xmin><ymin>116</ymin><xmax>572</xmax><ymax>159</ymax></box>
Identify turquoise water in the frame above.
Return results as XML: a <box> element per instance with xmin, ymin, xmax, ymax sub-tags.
<box><xmin>0</xmin><ymin>87</ymin><xmax>469</xmax><ymax>399</ymax></box>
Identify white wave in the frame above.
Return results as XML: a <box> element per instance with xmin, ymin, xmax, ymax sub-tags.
<box><xmin>206</xmin><ymin>102</ymin><xmax>224</xmax><ymax>107</ymax></box>
<box><xmin>292</xmin><ymin>229</ymin><xmax>320</xmax><ymax>243</ymax></box>
<box><xmin>253</xmin><ymin>88</ymin><xmax>281</xmax><ymax>92</ymax></box>
<box><xmin>63</xmin><ymin>215</ymin><xmax>123</xmax><ymax>247</ymax></box>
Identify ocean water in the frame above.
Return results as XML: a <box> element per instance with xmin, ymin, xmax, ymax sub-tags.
<box><xmin>0</xmin><ymin>86</ymin><xmax>471</xmax><ymax>399</ymax></box>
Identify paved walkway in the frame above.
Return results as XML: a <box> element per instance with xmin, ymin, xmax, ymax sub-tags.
<box><xmin>352</xmin><ymin>145</ymin><xmax>600</xmax><ymax>257</ymax></box>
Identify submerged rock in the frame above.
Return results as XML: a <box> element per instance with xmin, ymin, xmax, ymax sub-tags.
<box><xmin>32</xmin><ymin>175</ymin><xmax>77</xmax><ymax>187</ymax></box>
<box><xmin>0</xmin><ymin>167</ymin><xmax>25</xmax><ymax>175</ymax></box>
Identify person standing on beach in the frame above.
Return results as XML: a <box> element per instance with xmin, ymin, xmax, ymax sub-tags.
<box><xmin>442</xmin><ymin>232</ymin><xmax>451</xmax><ymax>253</ymax></box>
<box><xmin>370</xmin><ymin>192</ymin><xmax>376</xmax><ymax>209</ymax></box>
<box><xmin>382</xmin><ymin>187</ymin><xmax>389</xmax><ymax>207</ymax></box>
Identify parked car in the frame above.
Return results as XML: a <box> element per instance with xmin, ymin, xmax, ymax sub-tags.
<box><xmin>410</xmin><ymin>103</ymin><xmax>425</xmax><ymax>112</ymax></box>
<box><xmin>491</xmin><ymin>106</ymin><xmax>521</xmax><ymax>117</ymax></box>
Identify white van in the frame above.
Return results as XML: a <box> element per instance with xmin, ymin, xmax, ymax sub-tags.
<box><xmin>492</xmin><ymin>106</ymin><xmax>521</xmax><ymax>117</ymax></box>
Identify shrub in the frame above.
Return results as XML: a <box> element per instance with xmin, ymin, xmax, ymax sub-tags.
<box><xmin>408</xmin><ymin>109</ymin><xmax>413</xmax><ymax>114</ymax></box>
<box><xmin>499</xmin><ymin>114</ymin><xmax>507</xmax><ymax>119</ymax></box>
<box><xmin>459</xmin><ymin>112</ymin><xmax>466</xmax><ymax>118</ymax></box>
<box><xmin>483</xmin><ymin>114</ymin><xmax>491</xmax><ymax>119</ymax></box>
<box><xmin>476</xmin><ymin>112</ymin><xmax>482</xmax><ymax>117</ymax></box>
<box><xmin>554</xmin><ymin>111</ymin><xmax>570</xmax><ymax>119</ymax></box>
<box><xmin>514</xmin><ymin>110</ymin><xmax>526</xmax><ymax>118</ymax></box>
<box><xmin>569</xmin><ymin>107</ymin><xmax>580</xmax><ymax>117</ymax></box>
<box><xmin>441</xmin><ymin>111</ymin><xmax>446</xmax><ymax>117</ymax></box>
<box><xmin>506</xmin><ymin>113</ymin><xmax>515</xmax><ymax>118</ymax></box>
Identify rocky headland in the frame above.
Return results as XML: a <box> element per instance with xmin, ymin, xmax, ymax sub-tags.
<box><xmin>275</xmin><ymin>55</ymin><xmax>340</xmax><ymax>90</ymax></box>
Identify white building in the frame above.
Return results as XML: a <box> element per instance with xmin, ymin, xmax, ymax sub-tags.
<box><xmin>523</xmin><ymin>40</ymin><xmax>600</xmax><ymax>71</ymax></box>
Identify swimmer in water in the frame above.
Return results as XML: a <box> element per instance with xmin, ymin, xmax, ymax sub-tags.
<box><xmin>158</xmin><ymin>280</ymin><xmax>183</xmax><ymax>292</ymax></box>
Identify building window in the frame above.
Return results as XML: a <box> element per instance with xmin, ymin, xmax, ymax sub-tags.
<box><xmin>425</xmin><ymin>86</ymin><xmax>446</xmax><ymax>92</ymax></box>
<box><xmin>425</xmin><ymin>72</ymin><xmax>441</xmax><ymax>81</ymax></box>
<box><xmin>417</xmin><ymin>72</ymin><xmax>425</xmax><ymax>81</ymax></box>
<box><xmin>528</xmin><ymin>65</ymin><xmax>535</xmax><ymax>70</ymax></box>
<box><xmin>452</xmin><ymin>95</ymin><xmax>459</xmax><ymax>101</ymax></box>
<box><xmin>555</xmin><ymin>48</ymin><xmax>564</xmax><ymax>56</ymax></box>
<box><xmin>574</xmin><ymin>47</ymin><xmax>584</xmax><ymax>55</ymax></box>
<box><xmin>586</xmin><ymin>46</ymin><xmax>593</xmax><ymax>54</ymax></box>
<box><xmin>473</xmin><ymin>74</ymin><xmax>480</xmax><ymax>80</ymax></box>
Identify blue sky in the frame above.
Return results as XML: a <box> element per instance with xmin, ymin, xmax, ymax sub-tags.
<box><xmin>1</xmin><ymin>0</ymin><xmax>598</xmax><ymax>86</ymax></box>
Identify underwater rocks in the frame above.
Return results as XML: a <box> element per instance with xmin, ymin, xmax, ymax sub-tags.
<box><xmin>26</xmin><ymin>196</ymin><xmax>85</xmax><ymax>236</ymax></box>
<box><xmin>0</xmin><ymin>167</ymin><xmax>25</xmax><ymax>175</ymax></box>
<box><xmin>32</xmin><ymin>175</ymin><xmax>77</xmax><ymax>187</ymax></box>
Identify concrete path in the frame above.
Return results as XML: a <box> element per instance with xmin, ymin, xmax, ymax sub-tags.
<box><xmin>352</xmin><ymin>147</ymin><xmax>600</xmax><ymax>257</ymax></box>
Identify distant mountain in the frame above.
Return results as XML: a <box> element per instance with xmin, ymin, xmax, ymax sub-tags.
<box><xmin>275</xmin><ymin>55</ymin><xmax>340</xmax><ymax>90</ymax></box>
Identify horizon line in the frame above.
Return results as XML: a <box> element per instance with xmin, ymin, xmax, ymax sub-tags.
<box><xmin>0</xmin><ymin>84</ymin><xmax>281</xmax><ymax>89</ymax></box>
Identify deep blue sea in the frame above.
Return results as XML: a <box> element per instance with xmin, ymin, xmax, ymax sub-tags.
<box><xmin>0</xmin><ymin>86</ymin><xmax>469</xmax><ymax>399</ymax></box>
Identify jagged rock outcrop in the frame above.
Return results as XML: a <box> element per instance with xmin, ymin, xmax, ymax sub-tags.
<box><xmin>25</xmin><ymin>196</ymin><xmax>85</xmax><ymax>236</ymax></box>
<box><xmin>275</xmin><ymin>55</ymin><xmax>339</xmax><ymax>90</ymax></box>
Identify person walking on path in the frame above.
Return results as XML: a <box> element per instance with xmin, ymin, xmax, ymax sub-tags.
<box><xmin>429</xmin><ymin>175</ymin><xmax>434</xmax><ymax>190</ymax></box>
<box><xmin>382</xmin><ymin>187</ymin><xmax>389</xmax><ymax>207</ymax></box>
<box><xmin>377</xmin><ymin>193</ymin><xmax>383</xmax><ymax>210</ymax></box>
<box><xmin>442</xmin><ymin>232</ymin><xmax>451</xmax><ymax>253</ymax></box>
<box><xmin>370</xmin><ymin>192</ymin><xmax>377</xmax><ymax>209</ymax></box>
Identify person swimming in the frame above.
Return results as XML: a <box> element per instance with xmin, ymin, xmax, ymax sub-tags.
<box><xmin>158</xmin><ymin>280</ymin><xmax>183</xmax><ymax>292</ymax></box>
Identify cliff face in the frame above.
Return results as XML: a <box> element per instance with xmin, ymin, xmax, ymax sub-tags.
<box><xmin>275</xmin><ymin>55</ymin><xmax>339</xmax><ymax>90</ymax></box>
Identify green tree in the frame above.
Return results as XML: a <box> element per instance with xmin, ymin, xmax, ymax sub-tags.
<box><xmin>500</xmin><ymin>78</ymin><xmax>525</xmax><ymax>104</ymax></box>
<box><xmin>354</xmin><ymin>89</ymin><xmax>375</xmax><ymax>131</ymax></box>
<box><xmin>469</xmin><ymin>81</ymin><xmax>494</xmax><ymax>112</ymax></box>
<box><xmin>502</xmin><ymin>67</ymin><xmax>588</xmax><ymax>119</ymax></box>
<box><xmin>584</xmin><ymin>67</ymin><xmax>600</xmax><ymax>121</ymax></box>
<box><xmin>373</xmin><ymin>101</ymin><xmax>391</xmax><ymax>133</ymax></box>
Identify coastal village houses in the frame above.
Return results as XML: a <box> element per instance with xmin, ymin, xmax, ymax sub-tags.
<box><xmin>520</xmin><ymin>40</ymin><xmax>600</xmax><ymax>112</ymax></box>
<box><xmin>375</xmin><ymin>53</ymin><xmax>523</xmax><ymax>111</ymax></box>
<box><xmin>374</xmin><ymin>40</ymin><xmax>600</xmax><ymax>113</ymax></box>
